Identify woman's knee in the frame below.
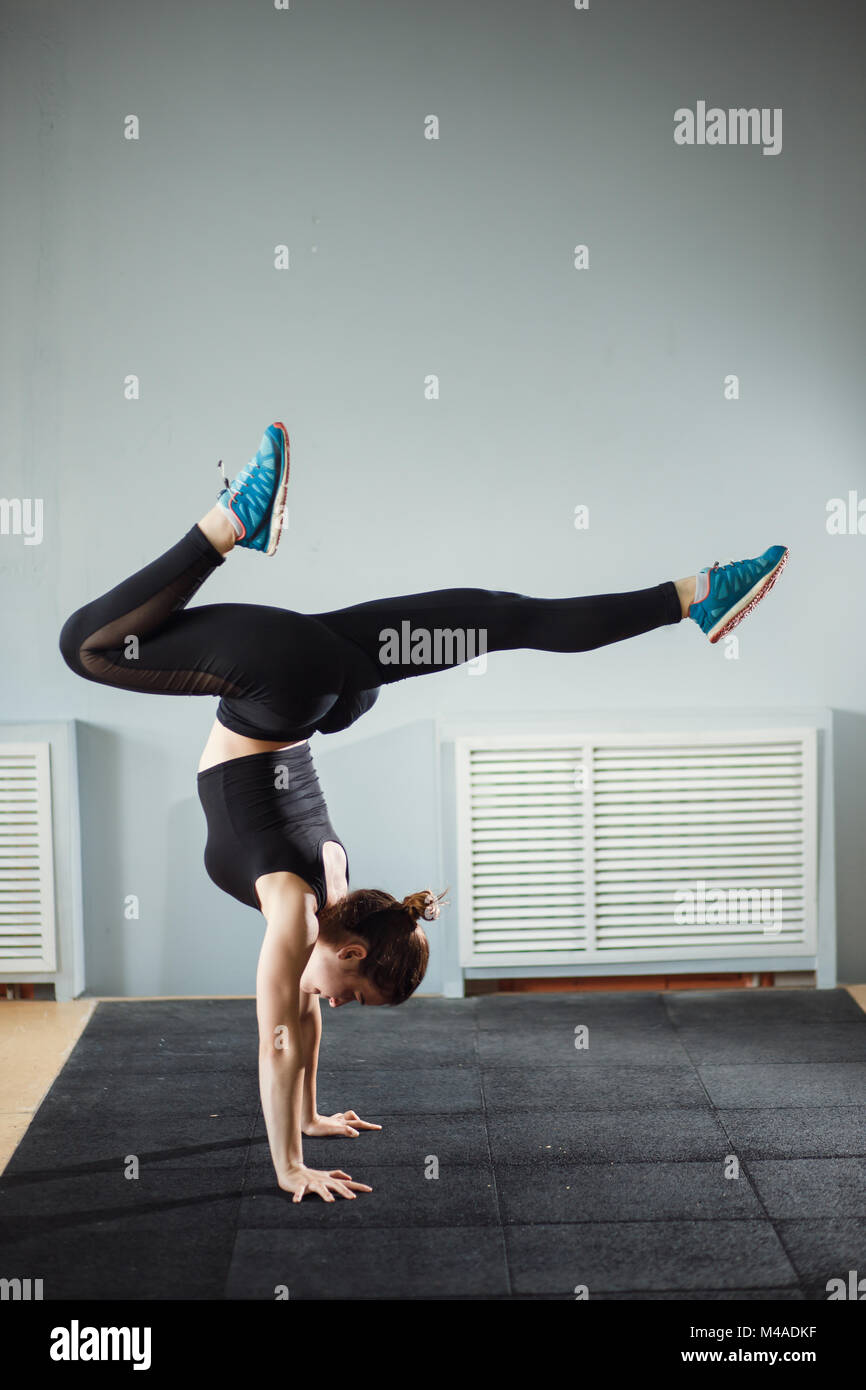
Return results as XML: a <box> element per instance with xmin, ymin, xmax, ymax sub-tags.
<box><xmin>58</xmin><ymin>609</ymin><xmax>90</xmax><ymax>675</ymax></box>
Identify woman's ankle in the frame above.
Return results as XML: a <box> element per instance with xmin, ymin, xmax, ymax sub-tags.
<box><xmin>674</xmin><ymin>575</ymin><xmax>696</xmax><ymax>619</ymax></box>
<box><xmin>197</xmin><ymin>506</ymin><xmax>236</xmax><ymax>556</ymax></box>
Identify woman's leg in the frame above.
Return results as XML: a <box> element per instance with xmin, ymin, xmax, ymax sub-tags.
<box><xmin>312</xmin><ymin>578</ymin><xmax>688</xmax><ymax>685</ymax></box>
<box><xmin>59</xmin><ymin>517</ymin><xmax>233</xmax><ymax>695</ymax></box>
<box><xmin>58</xmin><ymin>509</ymin><xmax>360</xmax><ymax>739</ymax></box>
<box><xmin>311</xmin><ymin>540</ymin><xmax>789</xmax><ymax>716</ymax></box>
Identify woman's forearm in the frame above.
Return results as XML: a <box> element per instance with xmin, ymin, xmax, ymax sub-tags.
<box><xmin>258</xmin><ymin>1038</ymin><xmax>306</xmax><ymax>1171</ymax></box>
<box><xmin>300</xmin><ymin>1001</ymin><xmax>322</xmax><ymax>1124</ymax></box>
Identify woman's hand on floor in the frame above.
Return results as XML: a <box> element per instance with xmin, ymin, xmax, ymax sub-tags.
<box><xmin>302</xmin><ymin>1110</ymin><xmax>383</xmax><ymax>1138</ymax></box>
<box><xmin>277</xmin><ymin>1164</ymin><xmax>373</xmax><ymax>1203</ymax></box>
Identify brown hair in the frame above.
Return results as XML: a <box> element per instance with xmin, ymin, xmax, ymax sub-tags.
<box><xmin>317</xmin><ymin>887</ymin><xmax>448</xmax><ymax>1006</ymax></box>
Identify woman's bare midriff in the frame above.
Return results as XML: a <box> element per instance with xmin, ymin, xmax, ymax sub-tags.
<box><xmin>197</xmin><ymin>717</ymin><xmax>306</xmax><ymax>773</ymax></box>
<box><xmin>198</xmin><ymin>719</ymin><xmax>348</xmax><ymax>911</ymax></box>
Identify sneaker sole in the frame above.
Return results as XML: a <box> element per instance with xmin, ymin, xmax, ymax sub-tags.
<box><xmin>707</xmin><ymin>548</ymin><xmax>789</xmax><ymax>643</ymax></box>
<box><xmin>262</xmin><ymin>421</ymin><xmax>290</xmax><ymax>557</ymax></box>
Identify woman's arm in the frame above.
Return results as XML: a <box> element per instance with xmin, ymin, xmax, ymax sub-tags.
<box><xmin>255</xmin><ymin>894</ymin><xmax>310</xmax><ymax>1173</ymax></box>
<box><xmin>298</xmin><ymin>987</ymin><xmax>322</xmax><ymax>1128</ymax></box>
<box><xmin>298</xmin><ymin>988</ymin><xmax>384</xmax><ymax>1139</ymax></box>
<box><xmin>255</xmin><ymin>884</ymin><xmax>371</xmax><ymax>1202</ymax></box>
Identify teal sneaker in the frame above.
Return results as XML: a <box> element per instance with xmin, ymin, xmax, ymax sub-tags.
<box><xmin>690</xmin><ymin>545</ymin><xmax>788</xmax><ymax>643</ymax></box>
<box><xmin>217</xmin><ymin>422</ymin><xmax>290</xmax><ymax>556</ymax></box>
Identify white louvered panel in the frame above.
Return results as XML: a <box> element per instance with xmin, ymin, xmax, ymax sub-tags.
<box><xmin>464</xmin><ymin>745</ymin><xmax>588</xmax><ymax>955</ymax></box>
<box><xmin>593</xmin><ymin>740</ymin><xmax>810</xmax><ymax>952</ymax></box>
<box><xmin>0</xmin><ymin>744</ymin><xmax>57</xmax><ymax>970</ymax></box>
<box><xmin>455</xmin><ymin>731</ymin><xmax>818</xmax><ymax>968</ymax></box>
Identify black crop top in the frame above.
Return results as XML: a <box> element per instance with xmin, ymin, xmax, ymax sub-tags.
<box><xmin>196</xmin><ymin>742</ymin><xmax>348</xmax><ymax>912</ymax></box>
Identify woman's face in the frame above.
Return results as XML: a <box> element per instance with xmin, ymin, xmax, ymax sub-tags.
<box><xmin>300</xmin><ymin>939</ymin><xmax>389</xmax><ymax>1007</ymax></box>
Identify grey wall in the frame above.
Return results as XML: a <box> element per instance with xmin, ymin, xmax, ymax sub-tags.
<box><xmin>2</xmin><ymin>0</ymin><xmax>864</xmax><ymax>995</ymax></box>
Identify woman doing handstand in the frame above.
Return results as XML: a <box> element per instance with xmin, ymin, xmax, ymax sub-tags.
<box><xmin>59</xmin><ymin>422</ymin><xmax>788</xmax><ymax>1201</ymax></box>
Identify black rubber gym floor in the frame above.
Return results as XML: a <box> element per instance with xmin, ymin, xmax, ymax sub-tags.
<box><xmin>2</xmin><ymin>989</ymin><xmax>866</xmax><ymax>1300</ymax></box>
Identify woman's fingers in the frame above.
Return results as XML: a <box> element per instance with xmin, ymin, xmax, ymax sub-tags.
<box><xmin>325</xmin><ymin>1169</ymin><xmax>373</xmax><ymax>1194</ymax></box>
<box><xmin>287</xmin><ymin>1168</ymin><xmax>372</xmax><ymax>1201</ymax></box>
<box><xmin>343</xmin><ymin>1110</ymin><xmax>382</xmax><ymax>1131</ymax></box>
<box><xmin>325</xmin><ymin>1178</ymin><xmax>374</xmax><ymax>1198</ymax></box>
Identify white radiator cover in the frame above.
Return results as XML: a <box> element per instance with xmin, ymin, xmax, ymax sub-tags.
<box><xmin>454</xmin><ymin>729</ymin><xmax>818</xmax><ymax>968</ymax></box>
<box><xmin>0</xmin><ymin>743</ymin><xmax>58</xmax><ymax>972</ymax></box>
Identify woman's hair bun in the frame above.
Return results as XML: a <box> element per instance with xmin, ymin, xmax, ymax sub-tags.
<box><xmin>400</xmin><ymin>888</ymin><xmax>449</xmax><ymax>923</ymax></box>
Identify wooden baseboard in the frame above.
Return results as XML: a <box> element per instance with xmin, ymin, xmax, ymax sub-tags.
<box><xmin>466</xmin><ymin>973</ymin><xmax>778</xmax><ymax>995</ymax></box>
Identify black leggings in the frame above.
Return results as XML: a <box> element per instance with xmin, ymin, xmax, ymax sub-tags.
<box><xmin>59</xmin><ymin>524</ymin><xmax>683</xmax><ymax>742</ymax></box>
